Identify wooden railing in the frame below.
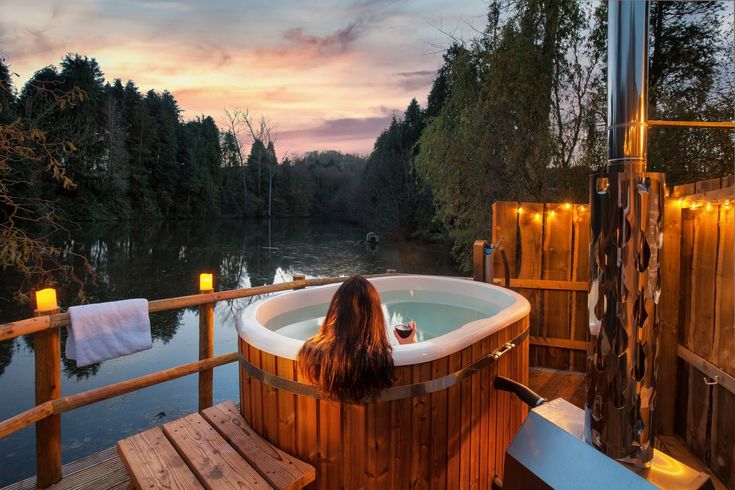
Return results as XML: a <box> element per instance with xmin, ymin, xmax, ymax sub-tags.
<box><xmin>0</xmin><ymin>274</ymin><xmax>353</xmax><ymax>488</ymax></box>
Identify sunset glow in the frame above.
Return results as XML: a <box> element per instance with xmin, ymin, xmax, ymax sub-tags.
<box><xmin>1</xmin><ymin>0</ymin><xmax>486</xmax><ymax>155</ymax></box>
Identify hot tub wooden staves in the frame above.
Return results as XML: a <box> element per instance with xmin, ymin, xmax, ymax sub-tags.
<box><xmin>238</xmin><ymin>315</ymin><xmax>529</xmax><ymax>489</ymax></box>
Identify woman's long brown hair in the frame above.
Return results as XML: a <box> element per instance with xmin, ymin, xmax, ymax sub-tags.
<box><xmin>297</xmin><ymin>275</ymin><xmax>394</xmax><ymax>402</ymax></box>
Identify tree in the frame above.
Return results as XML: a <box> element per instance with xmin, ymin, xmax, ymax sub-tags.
<box><xmin>361</xmin><ymin>99</ymin><xmax>434</xmax><ymax>236</ymax></box>
<box><xmin>647</xmin><ymin>1</ymin><xmax>731</xmax><ymax>183</ymax></box>
<box><xmin>98</xmin><ymin>79</ymin><xmax>131</xmax><ymax>218</ymax></box>
<box><xmin>0</xmin><ymin>60</ymin><xmax>15</xmax><ymax>124</ymax></box>
<box><xmin>1</xmin><ymin>58</ymin><xmax>87</xmax><ymax>299</ymax></box>
<box><xmin>221</xmin><ymin>109</ymin><xmax>250</xmax><ymax>210</ymax></box>
<box><xmin>242</xmin><ymin>113</ymin><xmax>283</xmax><ymax>218</ymax></box>
<box><xmin>583</xmin><ymin>1</ymin><xmax>732</xmax><ymax>185</ymax></box>
<box><xmin>415</xmin><ymin>0</ymin><xmax>591</xmax><ymax>265</ymax></box>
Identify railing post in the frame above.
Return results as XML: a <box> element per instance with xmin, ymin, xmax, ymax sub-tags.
<box><xmin>34</xmin><ymin>307</ymin><xmax>61</xmax><ymax>488</ymax></box>
<box><xmin>293</xmin><ymin>274</ymin><xmax>306</xmax><ymax>289</ymax></box>
<box><xmin>198</xmin><ymin>275</ymin><xmax>214</xmax><ymax>411</ymax></box>
<box><xmin>473</xmin><ymin>240</ymin><xmax>488</xmax><ymax>282</ymax></box>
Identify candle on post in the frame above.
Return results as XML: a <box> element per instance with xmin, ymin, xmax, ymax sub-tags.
<box><xmin>35</xmin><ymin>288</ymin><xmax>58</xmax><ymax>313</ymax></box>
<box><xmin>198</xmin><ymin>274</ymin><xmax>215</xmax><ymax>411</ymax></box>
<box><xmin>33</xmin><ymin>288</ymin><xmax>62</xmax><ymax>487</ymax></box>
<box><xmin>199</xmin><ymin>273</ymin><xmax>213</xmax><ymax>292</ymax></box>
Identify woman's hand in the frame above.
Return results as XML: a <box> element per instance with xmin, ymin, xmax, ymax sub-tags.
<box><xmin>394</xmin><ymin>320</ymin><xmax>417</xmax><ymax>344</ymax></box>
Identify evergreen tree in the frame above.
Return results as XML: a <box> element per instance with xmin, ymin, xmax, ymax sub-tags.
<box><xmin>0</xmin><ymin>60</ymin><xmax>15</xmax><ymax>124</ymax></box>
<box><xmin>99</xmin><ymin>79</ymin><xmax>130</xmax><ymax>218</ymax></box>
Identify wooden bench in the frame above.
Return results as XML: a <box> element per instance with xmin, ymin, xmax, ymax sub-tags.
<box><xmin>117</xmin><ymin>401</ymin><xmax>315</xmax><ymax>490</ymax></box>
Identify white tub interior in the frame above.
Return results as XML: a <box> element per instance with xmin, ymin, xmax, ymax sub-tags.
<box><xmin>237</xmin><ymin>275</ymin><xmax>530</xmax><ymax>366</ymax></box>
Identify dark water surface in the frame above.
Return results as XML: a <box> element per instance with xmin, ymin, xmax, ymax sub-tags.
<box><xmin>0</xmin><ymin>219</ymin><xmax>461</xmax><ymax>485</ymax></box>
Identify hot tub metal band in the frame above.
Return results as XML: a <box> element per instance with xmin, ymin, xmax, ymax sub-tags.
<box><xmin>239</xmin><ymin>326</ymin><xmax>528</xmax><ymax>403</ymax></box>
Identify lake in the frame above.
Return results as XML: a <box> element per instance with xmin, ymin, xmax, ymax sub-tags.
<box><xmin>0</xmin><ymin>218</ymin><xmax>461</xmax><ymax>485</ymax></box>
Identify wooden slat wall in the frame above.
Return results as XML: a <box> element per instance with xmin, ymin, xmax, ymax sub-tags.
<box><xmin>238</xmin><ymin>316</ymin><xmax>529</xmax><ymax>489</ymax></box>
<box><xmin>490</xmin><ymin>177</ymin><xmax>734</xmax><ymax>485</ymax></box>
<box><xmin>491</xmin><ymin>201</ymin><xmax>587</xmax><ymax>369</ymax></box>
<box><xmin>675</xmin><ymin>194</ymin><xmax>735</xmax><ymax>487</ymax></box>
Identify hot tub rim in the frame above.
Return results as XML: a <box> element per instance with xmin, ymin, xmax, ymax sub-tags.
<box><xmin>236</xmin><ymin>274</ymin><xmax>531</xmax><ymax>366</ymax></box>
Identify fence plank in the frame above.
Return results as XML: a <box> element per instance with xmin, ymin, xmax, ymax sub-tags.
<box><xmin>517</xmin><ymin>203</ymin><xmax>544</xmax><ymax>366</ymax></box>
<box><xmin>711</xmin><ymin>385</ymin><xmax>735</xmax><ymax>486</ymax></box>
<box><xmin>541</xmin><ymin>204</ymin><xmax>573</xmax><ymax>369</ymax></box>
<box><xmin>491</xmin><ymin>202</ymin><xmax>518</xmax><ymax>279</ymax></box>
<box><xmin>714</xmin><ymin>204</ymin><xmax>734</xmax><ymax>378</ymax></box>
<box><xmin>687</xmin><ymin>208</ymin><xmax>720</xmax><ymax>362</ymax></box>
<box><xmin>678</xmin><ymin>209</ymin><xmax>695</xmax><ymax>346</ymax></box>
<box><xmin>695</xmin><ymin>177</ymin><xmax>725</xmax><ymax>194</ymax></box>
<box><xmin>686</xmin><ymin>365</ymin><xmax>711</xmax><ymax>462</ymax></box>
<box><xmin>570</xmin><ymin>205</ymin><xmax>590</xmax><ymax>371</ymax></box>
<box><xmin>658</xmin><ymin>199</ymin><xmax>683</xmax><ymax>435</ymax></box>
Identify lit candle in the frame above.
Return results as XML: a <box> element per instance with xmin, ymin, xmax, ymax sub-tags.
<box><xmin>35</xmin><ymin>288</ymin><xmax>58</xmax><ymax>312</ymax></box>
<box><xmin>199</xmin><ymin>273</ymin><xmax>213</xmax><ymax>291</ymax></box>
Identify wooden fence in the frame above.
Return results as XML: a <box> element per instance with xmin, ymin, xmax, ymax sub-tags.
<box><xmin>487</xmin><ymin>175</ymin><xmax>735</xmax><ymax>486</ymax></box>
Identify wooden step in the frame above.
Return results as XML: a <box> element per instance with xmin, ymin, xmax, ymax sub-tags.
<box><xmin>117</xmin><ymin>427</ymin><xmax>202</xmax><ymax>490</ymax></box>
<box><xmin>163</xmin><ymin>412</ymin><xmax>271</xmax><ymax>490</ymax></box>
<box><xmin>201</xmin><ymin>401</ymin><xmax>315</xmax><ymax>490</ymax></box>
<box><xmin>116</xmin><ymin>402</ymin><xmax>314</xmax><ymax>490</ymax></box>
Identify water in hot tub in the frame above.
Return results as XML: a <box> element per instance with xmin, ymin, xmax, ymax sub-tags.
<box><xmin>265</xmin><ymin>289</ymin><xmax>501</xmax><ymax>343</ymax></box>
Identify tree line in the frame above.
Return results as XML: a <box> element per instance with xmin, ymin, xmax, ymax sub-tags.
<box><xmin>1</xmin><ymin>0</ymin><xmax>732</xmax><ymax>278</ymax></box>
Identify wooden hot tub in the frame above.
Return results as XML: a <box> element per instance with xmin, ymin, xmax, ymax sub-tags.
<box><xmin>237</xmin><ymin>275</ymin><xmax>530</xmax><ymax>488</ymax></box>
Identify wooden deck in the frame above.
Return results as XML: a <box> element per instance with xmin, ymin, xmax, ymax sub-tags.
<box><xmin>528</xmin><ymin>367</ymin><xmax>586</xmax><ymax>408</ymax></box>
<box><xmin>1</xmin><ymin>368</ymin><xmax>725</xmax><ymax>490</ymax></box>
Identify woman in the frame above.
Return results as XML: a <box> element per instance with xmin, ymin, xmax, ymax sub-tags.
<box><xmin>297</xmin><ymin>275</ymin><xmax>415</xmax><ymax>402</ymax></box>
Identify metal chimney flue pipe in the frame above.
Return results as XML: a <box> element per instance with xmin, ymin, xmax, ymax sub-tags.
<box><xmin>585</xmin><ymin>0</ymin><xmax>665</xmax><ymax>466</ymax></box>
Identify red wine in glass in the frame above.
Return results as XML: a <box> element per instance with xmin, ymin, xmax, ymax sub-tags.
<box><xmin>395</xmin><ymin>323</ymin><xmax>413</xmax><ymax>339</ymax></box>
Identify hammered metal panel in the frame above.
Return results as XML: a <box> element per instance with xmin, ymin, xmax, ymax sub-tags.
<box><xmin>585</xmin><ymin>172</ymin><xmax>665</xmax><ymax>465</ymax></box>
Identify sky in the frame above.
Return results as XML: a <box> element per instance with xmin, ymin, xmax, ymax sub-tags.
<box><xmin>1</xmin><ymin>0</ymin><xmax>489</xmax><ymax>156</ymax></box>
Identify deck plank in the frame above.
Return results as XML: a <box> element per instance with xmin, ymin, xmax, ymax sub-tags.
<box><xmin>118</xmin><ymin>427</ymin><xmax>202</xmax><ymax>490</ymax></box>
<box><xmin>163</xmin><ymin>413</ymin><xmax>271</xmax><ymax>490</ymax></box>
<box><xmin>2</xmin><ymin>450</ymin><xmax>130</xmax><ymax>490</ymax></box>
<box><xmin>201</xmin><ymin>401</ymin><xmax>314</xmax><ymax>490</ymax></box>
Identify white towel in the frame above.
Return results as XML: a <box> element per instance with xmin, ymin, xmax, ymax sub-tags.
<box><xmin>66</xmin><ymin>298</ymin><xmax>152</xmax><ymax>367</ymax></box>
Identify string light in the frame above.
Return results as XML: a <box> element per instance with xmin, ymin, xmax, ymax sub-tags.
<box><xmin>724</xmin><ymin>200</ymin><xmax>731</xmax><ymax>209</ymax></box>
<box><xmin>705</xmin><ymin>202</ymin><xmax>713</xmax><ymax>212</ymax></box>
<box><xmin>564</xmin><ymin>202</ymin><xmax>571</xmax><ymax>210</ymax></box>
<box><xmin>549</xmin><ymin>210</ymin><xmax>556</xmax><ymax>218</ymax></box>
<box><xmin>517</xmin><ymin>206</ymin><xmax>524</xmax><ymax>215</ymax></box>
<box><xmin>533</xmin><ymin>212</ymin><xmax>542</xmax><ymax>222</ymax></box>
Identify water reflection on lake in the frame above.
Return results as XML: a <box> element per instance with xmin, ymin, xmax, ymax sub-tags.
<box><xmin>0</xmin><ymin>218</ymin><xmax>460</xmax><ymax>485</ymax></box>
